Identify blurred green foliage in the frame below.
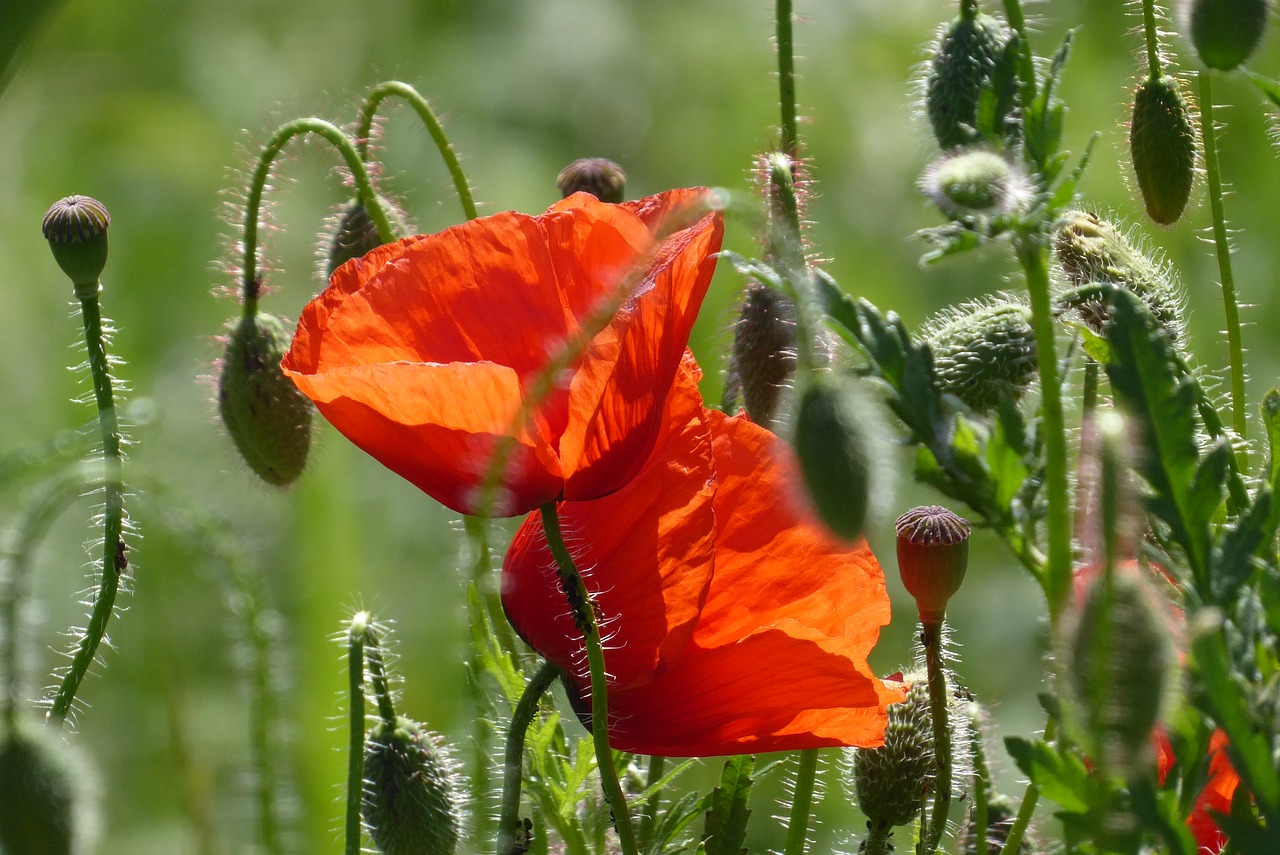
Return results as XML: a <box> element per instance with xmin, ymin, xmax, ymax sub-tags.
<box><xmin>3</xmin><ymin>1</ymin><xmax>1280</xmax><ymax>852</ymax></box>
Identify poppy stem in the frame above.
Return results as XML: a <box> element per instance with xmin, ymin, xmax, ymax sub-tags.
<box><xmin>344</xmin><ymin>613</ymin><xmax>371</xmax><ymax>855</ymax></box>
<box><xmin>496</xmin><ymin>660</ymin><xmax>560</xmax><ymax>855</ymax></box>
<box><xmin>920</xmin><ymin>619</ymin><xmax>952</xmax><ymax>854</ymax></box>
<box><xmin>637</xmin><ymin>754</ymin><xmax>666</xmax><ymax>851</ymax></box>
<box><xmin>364</xmin><ymin>628</ymin><xmax>398</xmax><ymax>727</ymax></box>
<box><xmin>775</xmin><ymin>0</ymin><xmax>798</xmax><ymax>157</ymax></box>
<box><xmin>354</xmin><ymin>81</ymin><xmax>480</xmax><ymax>222</ymax></box>
<box><xmin>539</xmin><ymin>502</ymin><xmax>640</xmax><ymax>855</ymax></box>
<box><xmin>783</xmin><ymin>748</ymin><xmax>820</xmax><ymax>855</ymax></box>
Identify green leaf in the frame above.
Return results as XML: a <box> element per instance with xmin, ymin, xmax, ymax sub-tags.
<box><xmin>701</xmin><ymin>755</ymin><xmax>755</xmax><ymax>855</ymax></box>
<box><xmin>987</xmin><ymin>397</ymin><xmax>1031</xmax><ymax>513</ymax></box>
<box><xmin>1004</xmin><ymin>736</ymin><xmax>1091</xmax><ymax>814</ymax></box>
<box><xmin>1247</xmin><ymin>71</ymin><xmax>1280</xmax><ymax>110</ymax></box>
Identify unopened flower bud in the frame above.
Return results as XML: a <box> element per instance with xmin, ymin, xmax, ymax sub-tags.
<box><xmin>362</xmin><ymin>716</ymin><xmax>460</xmax><ymax>855</ymax></box>
<box><xmin>556</xmin><ymin>158</ymin><xmax>627</xmax><ymax>203</ymax></box>
<box><xmin>42</xmin><ymin>196</ymin><xmax>110</xmax><ymax>297</ymax></box>
<box><xmin>1129</xmin><ymin>76</ymin><xmax>1197</xmax><ymax>225</ymax></box>
<box><xmin>925</xmin><ymin>13</ymin><xmax>1011</xmax><ymax>149</ymax></box>
<box><xmin>849</xmin><ymin>675</ymin><xmax>934</xmax><ymax>833</ymax></box>
<box><xmin>922</xmin><ymin>298</ymin><xmax>1037</xmax><ymax>412</ymax></box>
<box><xmin>920</xmin><ymin>150</ymin><xmax>1029</xmax><ymax>219</ymax></box>
<box><xmin>1182</xmin><ymin>0</ymin><xmax>1269</xmax><ymax>71</ymax></box>
<box><xmin>218</xmin><ymin>311</ymin><xmax>313</xmax><ymax>487</ymax></box>
<box><xmin>728</xmin><ymin>281</ymin><xmax>796</xmax><ymax>428</ymax></box>
<box><xmin>0</xmin><ymin>718</ymin><xmax>99</xmax><ymax>855</ymax></box>
<box><xmin>896</xmin><ymin>506</ymin><xmax>971</xmax><ymax>623</ymax></box>
<box><xmin>323</xmin><ymin>195</ymin><xmax>410</xmax><ymax>278</ymax></box>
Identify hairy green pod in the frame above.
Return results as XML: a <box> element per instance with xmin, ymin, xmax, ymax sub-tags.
<box><xmin>849</xmin><ymin>676</ymin><xmax>935</xmax><ymax>831</ymax></box>
<box><xmin>923</xmin><ymin>299</ymin><xmax>1038</xmax><ymax>412</ymax></box>
<box><xmin>1130</xmin><ymin>76</ymin><xmax>1197</xmax><ymax>225</ymax></box>
<box><xmin>921</xmin><ymin>149</ymin><xmax>1026</xmax><ymax>218</ymax></box>
<box><xmin>792</xmin><ymin>376</ymin><xmax>877</xmax><ymax>542</ymax></box>
<box><xmin>1186</xmin><ymin>0</ymin><xmax>1269</xmax><ymax>71</ymax></box>
<box><xmin>218</xmin><ymin>311</ymin><xmax>313</xmax><ymax>487</ymax></box>
<box><xmin>324</xmin><ymin>195</ymin><xmax>409</xmax><ymax>278</ymax></box>
<box><xmin>926</xmin><ymin>13</ymin><xmax>1010</xmax><ymax>149</ymax></box>
<box><xmin>362</xmin><ymin>717</ymin><xmax>460</xmax><ymax>855</ymax></box>
<box><xmin>728</xmin><ymin>281</ymin><xmax>796</xmax><ymax>429</ymax></box>
<box><xmin>0</xmin><ymin>721</ymin><xmax>99</xmax><ymax>855</ymax></box>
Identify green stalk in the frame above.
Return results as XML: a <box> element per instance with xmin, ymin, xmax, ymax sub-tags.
<box><xmin>920</xmin><ymin>620</ymin><xmax>953</xmax><ymax>854</ymax></box>
<box><xmin>354</xmin><ymin>80</ymin><xmax>479</xmax><ymax>222</ymax></box>
<box><xmin>783</xmin><ymin>749</ymin><xmax>820</xmax><ymax>855</ymax></box>
<box><xmin>46</xmin><ymin>286</ymin><xmax>126</xmax><ymax>725</ymax></box>
<box><xmin>997</xmin><ymin>718</ymin><xmax>1052</xmax><ymax>855</ymax></box>
<box><xmin>970</xmin><ymin>704</ymin><xmax>990</xmax><ymax>855</ymax></box>
<box><xmin>496</xmin><ymin>661</ymin><xmax>560</xmax><ymax>855</ymax></box>
<box><xmin>637</xmin><ymin>754</ymin><xmax>666</xmax><ymax>851</ymax></box>
<box><xmin>364</xmin><ymin>629</ymin><xmax>398</xmax><ymax>727</ymax></box>
<box><xmin>344</xmin><ymin>616</ymin><xmax>369</xmax><ymax>855</ymax></box>
<box><xmin>539</xmin><ymin>503</ymin><xmax>639</xmax><ymax>855</ymax></box>
<box><xmin>775</xmin><ymin>0</ymin><xmax>798</xmax><ymax>156</ymax></box>
<box><xmin>240</xmin><ymin>117</ymin><xmax>394</xmax><ymax>317</ymax></box>
<box><xmin>1141</xmin><ymin>0</ymin><xmax>1162</xmax><ymax>78</ymax></box>
<box><xmin>1197</xmin><ymin>71</ymin><xmax>1248</xmax><ymax>463</ymax></box>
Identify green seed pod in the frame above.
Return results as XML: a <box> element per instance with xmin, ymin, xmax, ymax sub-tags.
<box><xmin>362</xmin><ymin>716</ymin><xmax>460</xmax><ymax>855</ymax></box>
<box><xmin>41</xmin><ymin>196</ymin><xmax>110</xmax><ymax>297</ymax></box>
<box><xmin>555</xmin><ymin>157</ymin><xmax>627</xmax><ymax>203</ymax></box>
<box><xmin>896</xmin><ymin>506</ymin><xmax>971</xmax><ymax>623</ymax></box>
<box><xmin>792</xmin><ymin>375</ymin><xmax>885</xmax><ymax>542</ymax></box>
<box><xmin>849</xmin><ymin>676</ymin><xmax>935</xmax><ymax>832</ymax></box>
<box><xmin>1129</xmin><ymin>76</ymin><xmax>1197</xmax><ymax>225</ymax></box>
<box><xmin>920</xmin><ymin>149</ymin><xmax>1029</xmax><ymax>219</ymax></box>
<box><xmin>323</xmin><ymin>195</ymin><xmax>410</xmax><ymax>278</ymax></box>
<box><xmin>922</xmin><ymin>297</ymin><xmax>1038</xmax><ymax>412</ymax></box>
<box><xmin>1184</xmin><ymin>0</ymin><xmax>1270</xmax><ymax>71</ymax></box>
<box><xmin>218</xmin><ymin>311</ymin><xmax>313</xmax><ymax>487</ymax></box>
<box><xmin>1066</xmin><ymin>569</ymin><xmax>1173</xmax><ymax>777</ymax></box>
<box><xmin>727</xmin><ymin>281</ymin><xmax>797</xmax><ymax>429</ymax></box>
<box><xmin>925</xmin><ymin>13</ymin><xmax>1010</xmax><ymax>150</ymax></box>
<box><xmin>0</xmin><ymin>719</ymin><xmax>99</xmax><ymax>855</ymax></box>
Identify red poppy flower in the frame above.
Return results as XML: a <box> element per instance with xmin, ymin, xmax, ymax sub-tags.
<box><xmin>502</xmin><ymin>356</ymin><xmax>905</xmax><ymax>757</ymax></box>
<box><xmin>282</xmin><ymin>188</ymin><xmax>723</xmax><ymax>516</ymax></box>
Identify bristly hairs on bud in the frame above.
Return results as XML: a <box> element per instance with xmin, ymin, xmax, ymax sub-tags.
<box><xmin>919</xmin><ymin>294</ymin><xmax>1038</xmax><ymax>413</ymax></box>
<box><xmin>919</xmin><ymin>148</ymin><xmax>1033</xmax><ymax>222</ymax></box>
<box><xmin>918</xmin><ymin>3</ymin><xmax>1016</xmax><ymax>151</ymax></box>
<box><xmin>318</xmin><ymin>192</ymin><xmax>412</xmax><ymax>281</ymax></box>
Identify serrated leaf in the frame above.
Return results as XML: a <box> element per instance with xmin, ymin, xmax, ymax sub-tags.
<box><xmin>1049</xmin><ymin>132</ymin><xmax>1100</xmax><ymax>210</ymax></box>
<box><xmin>1211</xmin><ymin>492</ymin><xmax>1269</xmax><ymax>601</ymax></box>
<box><xmin>701</xmin><ymin>755</ymin><xmax>755</xmax><ymax>855</ymax></box>
<box><xmin>987</xmin><ymin>399</ymin><xmax>1031</xmax><ymax>512</ymax></box>
<box><xmin>1004</xmin><ymin>736</ymin><xmax>1091</xmax><ymax>814</ymax></box>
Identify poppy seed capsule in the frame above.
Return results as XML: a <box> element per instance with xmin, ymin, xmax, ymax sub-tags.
<box><xmin>1184</xmin><ymin>0</ymin><xmax>1270</xmax><ymax>71</ymax></box>
<box><xmin>849</xmin><ymin>676</ymin><xmax>935</xmax><ymax>833</ymax></box>
<box><xmin>41</xmin><ymin>195</ymin><xmax>110</xmax><ymax>296</ymax></box>
<box><xmin>792</xmin><ymin>376</ymin><xmax>878</xmax><ymax>542</ymax></box>
<box><xmin>323</xmin><ymin>195</ymin><xmax>410</xmax><ymax>278</ymax></box>
<box><xmin>896</xmin><ymin>506</ymin><xmax>970</xmax><ymax>623</ymax></box>
<box><xmin>920</xmin><ymin>149</ymin><xmax>1028</xmax><ymax>219</ymax></box>
<box><xmin>218</xmin><ymin>311</ymin><xmax>313</xmax><ymax>487</ymax></box>
<box><xmin>923</xmin><ymin>299</ymin><xmax>1037</xmax><ymax>412</ymax></box>
<box><xmin>556</xmin><ymin>157</ymin><xmax>627</xmax><ymax>203</ymax></box>
<box><xmin>925</xmin><ymin>13</ymin><xmax>1010</xmax><ymax>149</ymax></box>
<box><xmin>1130</xmin><ymin>76</ymin><xmax>1197</xmax><ymax>225</ymax></box>
<box><xmin>0</xmin><ymin>719</ymin><xmax>99</xmax><ymax>855</ymax></box>
<box><xmin>728</xmin><ymin>281</ymin><xmax>797</xmax><ymax>428</ymax></box>
<box><xmin>362</xmin><ymin>716</ymin><xmax>460</xmax><ymax>855</ymax></box>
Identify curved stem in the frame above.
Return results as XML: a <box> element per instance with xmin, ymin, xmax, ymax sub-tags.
<box><xmin>355</xmin><ymin>81</ymin><xmax>479</xmax><ymax>222</ymax></box>
<box><xmin>47</xmin><ymin>289</ymin><xmax>126</xmax><ymax>725</ymax></box>
<box><xmin>1197</xmin><ymin>71</ymin><xmax>1248</xmax><ymax>464</ymax></box>
<box><xmin>364</xmin><ymin>630</ymin><xmax>398</xmax><ymax>726</ymax></box>
<box><xmin>496</xmin><ymin>661</ymin><xmax>561</xmax><ymax>855</ymax></box>
<box><xmin>783</xmin><ymin>749</ymin><xmax>820</xmax><ymax>855</ymax></box>
<box><xmin>240</xmin><ymin>117</ymin><xmax>394</xmax><ymax>317</ymax></box>
<box><xmin>539</xmin><ymin>503</ymin><xmax>639</xmax><ymax>855</ymax></box>
<box><xmin>344</xmin><ymin>618</ymin><xmax>368</xmax><ymax>855</ymax></box>
<box><xmin>1141</xmin><ymin>0</ymin><xmax>1162</xmax><ymax>78</ymax></box>
<box><xmin>775</xmin><ymin>0</ymin><xmax>798</xmax><ymax>156</ymax></box>
<box><xmin>921</xmin><ymin>620</ymin><xmax>953</xmax><ymax>854</ymax></box>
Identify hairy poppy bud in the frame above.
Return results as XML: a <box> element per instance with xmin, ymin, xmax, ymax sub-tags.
<box><xmin>727</xmin><ymin>281</ymin><xmax>796</xmax><ymax>428</ymax></box>
<box><xmin>922</xmin><ymin>298</ymin><xmax>1037</xmax><ymax>412</ymax></box>
<box><xmin>1183</xmin><ymin>0</ymin><xmax>1269</xmax><ymax>71</ymax></box>
<box><xmin>0</xmin><ymin>719</ymin><xmax>99</xmax><ymax>855</ymax></box>
<box><xmin>323</xmin><ymin>195</ymin><xmax>410</xmax><ymax>277</ymax></box>
<box><xmin>218</xmin><ymin>311</ymin><xmax>313</xmax><ymax>486</ymax></box>
<box><xmin>925</xmin><ymin>13</ymin><xmax>1010</xmax><ymax>149</ymax></box>
<box><xmin>556</xmin><ymin>158</ymin><xmax>627</xmax><ymax>203</ymax></box>
<box><xmin>896</xmin><ymin>506</ymin><xmax>971</xmax><ymax>623</ymax></box>
<box><xmin>849</xmin><ymin>676</ymin><xmax>935</xmax><ymax>835</ymax></box>
<box><xmin>362</xmin><ymin>716</ymin><xmax>460</xmax><ymax>855</ymax></box>
<box><xmin>41</xmin><ymin>195</ymin><xmax>110</xmax><ymax>297</ymax></box>
<box><xmin>1129</xmin><ymin>76</ymin><xmax>1197</xmax><ymax>225</ymax></box>
<box><xmin>920</xmin><ymin>149</ymin><xmax>1030</xmax><ymax>219</ymax></box>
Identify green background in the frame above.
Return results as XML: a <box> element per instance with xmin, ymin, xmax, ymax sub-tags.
<box><xmin>2</xmin><ymin>1</ymin><xmax>1279</xmax><ymax>852</ymax></box>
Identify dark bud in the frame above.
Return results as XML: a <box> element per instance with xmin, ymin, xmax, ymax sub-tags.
<box><xmin>323</xmin><ymin>194</ymin><xmax>410</xmax><ymax>278</ymax></box>
<box><xmin>42</xmin><ymin>196</ymin><xmax>110</xmax><ymax>297</ymax></box>
<box><xmin>556</xmin><ymin>158</ymin><xmax>627</xmax><ymax>203</ymax></box>
<box><xmin>0</xmin><ymin>719</ymin><xmax>99</xmax><ymax>855</ymax></box>
<box><xmin>1185</xmin><ymin>0</ymin><xmax>1269</xmax><ymax>71</ymax></box>
<box><xmin>728</xmin><ymin>281</ymin><xmax>797</xmax><ymax>429</ymax></box>
<box><xmin>792</xmin><ymin>375</ymin><xmax>880</xmax><ymax>542</ymax></box>
<box><xmin>1130</xmin><ymin>76</ymin><xmax>1197</xmax><ymax>225</ymax></box>
<box><xmin>363</xmin><ymin>716</ymin><xmax>461</xmax><ymax>855</ymax></box>
<box><xmin>925</xmin><ymin>13</ymin><xmax>1011</xmax><ymax>150</ymax></box>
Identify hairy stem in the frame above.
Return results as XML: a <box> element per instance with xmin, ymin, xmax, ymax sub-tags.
<box><xmin>775</xmin><ymin>0</ymin><xmax>798</xmax><ymax>156</ymax></box>
<box><xmin>921</xmin><ymin>620</ymin><xmax>953</xmax><ymax>854</ymax></box>
<box><xmin>345</xmin><ymin>617</ymin><xmax>368</xmax><ymax>855</ymax></box>
<box><xmin>1141</xmin><ymin>0</ymin><xmax>1162</xmax><ymax>78</ymax></box>
<box><xmin>496</xmin><ymin>661</ymin><xmax>560</xmax><ymax>855</ymax></box>
<box><xmin>783</xmin><ymin>749</ymin><xmax>820</xmax><ymax>855</ymax></box>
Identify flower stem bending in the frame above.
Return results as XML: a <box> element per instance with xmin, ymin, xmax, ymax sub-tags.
<box><xmin>783</xmin><ymin>748</ymin><xmax>820</xmax><ymax>855</ymax></box>
<box><xmin>539</xmin><ymin>503</ymin><xmax>639</xmax><ymax>855</ymax></box>
<box><xmin>921</xmin><ymin>620</ymin><xmax>952</xmax><ymax>855</ymax></box>
<box><xmin>497</xmin><ymin>661</ymin><xmax>560</xmax><ymax>855</ymax></box>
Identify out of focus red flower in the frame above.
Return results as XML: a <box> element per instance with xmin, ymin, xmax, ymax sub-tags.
<box><xmin>282</xmin><ymin>189</ymin><xmax>723</xmax><ymax>517</ymax></box>
<box><xmin>502</xmin><ymin>356</ymin><xmax>905</xmax><ymax>756</ymax></box>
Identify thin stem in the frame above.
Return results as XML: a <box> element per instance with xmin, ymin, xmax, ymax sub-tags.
<box><xmin>496</xmin><ymin>661</ymin><xmax>561</xmax><ymax>855</ymax></box>
<box><xmin>1141</xmin><ymin>0</ymin><xmax>1163</xmax><ymax>78</ymax></box>
<box><xmin>637</xmin><ymin>754</ymin><xmax>666</xmax><ymax>852</ymax></box>
<box><xmin>783</xmin><ymin>749</ymin><xmax>820</xmax><ymax>855</ymax></box>
<box><xmin>862</xmin><ymin>823</ymin><xmax>894</xmax><ymax>855</ymax></box>
<box><xmin>921</xmin><ymin>620</ymin><xmax>953</xmax><ymax>854</ymax></box>
<box><xmin>1197</xmin><ymin>71</ymin><xmax>1249</xmax><ymax>461</ymax></box>
<box><xmin>354</xmin><ymin>81</ymin><xmax>479</xmax><ymax>222</ymax></box>
<box><xmin>240</xmin><ymin>117</ymin><xmax>394</xmax><ymax>317</ymax></box>
<box><xmin>364</xmin><ymin>632</ymin><xmax>398</xmax><ymax>726</ymax></box>
<box><xmin>539</xmin><ymin>503</ymin><xmax>639</xmax><ymax>855</ymax></box>
<box><xmin>345</xmin><ymin>618</ymin><xmax>368</xmax><ymax>855</ymax></box>
<box><xmin>960</xmin><ymin>0</ymin><xmax>978</xmax><ymax>20</ymax></box>
<box><xmin>47</xmin><ymin>289</ymin><xmax>126</xmax><ymax>725</ymax></box>
<box><xmin>775</xmin><ymin>0</ymin><xmax>798</xmax><ymax>156</ymax></box>
<box><xmin>997</xmin><ymin>718</ymin><xmax>1052</xmax><ymax>855</ymax></box>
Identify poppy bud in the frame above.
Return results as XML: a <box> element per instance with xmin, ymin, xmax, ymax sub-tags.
<box><xmin>959</xmin><ymin>793</ymin><xmax>1031</xmax><ymax>855</ymax></box>
<box><xmin>218</xmin><ymin>311</ymin><xmax>313</xmax><ymax>487</ymax></box>
<box><xmin>1066</xmin><ymin>569</ymin><xmax>1173</xmax><ymax>777</ymax></box>
<box><xmin>849</xmin><ymin>675</ymin><xmax>935</xmax><ymax>834</ymax></box>
<box><xmin>0</xmin><ymin>719</ymin><xmax>99</xmax><ymax>855</ymax></box>
<box><xmin>727</xmin><ymin>281</ymin><xmax>797</xmax><ymax>428</ymax></box>
<box><xmin>919</xmin><ymin>149</ymin><xmax>1030</xmax><ymax>219</ymax></box>
<box><xmin>1182</xmin><ymin>0</ymin><xmax>1269</xmax><ymax>71</ymax></box>
<box><xmin>323</xmin><ymin>194</ymin><xmax>410</xmax><ymax>277</ymax></box>
<box><xmin>555</xmin><ymin>158</ymin><xmax>627</xmax><ymax>203</ymax></box>
<box><xmin>925</xmin><ymin>13</ymin><xmax>1010</xmax><ymax>149</ymax></box>
<box><xmin>896</xmin><ymin>506</ymin><xmax>971</xmax><ymax>623</ymax></box>
<box><xmin>41</xmin><ymin>196</ymin><xmax>110</xmax><ymax>297</ymax></box>
<box><xmin>362</xmin><ymin>716</ymin><xmax>461</xmax><ymax>855</ymax></box>
<box><xmin>1129</xmin><ymin>76</ymin><xmax>1197</xmax><ymax>225</ymax></box>
<box><xmin>922</xmin><ymin>297</ymin><xmax>1037</xmax><ymax>412</ymax></box>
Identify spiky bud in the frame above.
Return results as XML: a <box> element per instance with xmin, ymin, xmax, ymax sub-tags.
<box><xmin>728</xmin><ymin>282</ymin><xmax>797</xmax><ymax>428</ymax></box>
<box><xmin>922</xmin><ymin>298</ymin><xmax>1037</xmax><ymax>412</ymax></box>
<box><xmin>41</xmin><ymin>196</ymin><xmax>110</xmax><ymax>297</ymax></box>
<box><xmin>1183</xmin><ymin>0</ymin><xmax>1270</xmax><ymax>71</ymax></box>
<box><xmin>556</xmin><ymin>158</ymin><xmax>627</xmax><ymax>203</ymax></box>
<box><xmin>925</xmin><ymin>13</ymin><xmax>1011</xmax><ymax>150</ymax></box>
<box><xmin>0</xmin><ymin>719</ymin><xmax>99</xmax><ymax>855</ymax></box>
<box><xmin>323</xmin><ymin>195</ymin><xmax>410</xmax><ymax>277</ymax></box>
<box><xmin>218</xmin><ymin>311</ymin><xmax>313</xmax><ymax>486</ymax></box>
<box><xmin>1130</xmin><ymin>76</ymin><xmax>1197</xmax><ymax>225</ymax></box>
<box><xmin>850</xmin><ymin>676</ymin><xmax>935</xmax><ymax>833</ymax></box>
<box><xmin>362</xmin><ymin>716</ymin><xmax>460</xmax><ymax>855</ymax></box>
<box><xmin>896</xmin><ymin>506</ymin><xmax>971</xmax><ymax>623</ymax></box>
<box><xmin>920</xmin><ymin>149</ymin><xmax>1029</xmax><ymax>219</ymax></box>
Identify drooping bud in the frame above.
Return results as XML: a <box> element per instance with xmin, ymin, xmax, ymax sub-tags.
<box><xmin>921</xmin><ymin>297</ymin><xmax>1038</xmax><ymax>412</ymax></box>
<box><xmin>41</xmin><ymin>196</ymin><xmax>110</xmax><ymax>297</ymax></box>
<box><xmin>925</xmin><ymin>13</ymin><xmax>1011</xmax><ymax>149</ymax></box>
<box><xmin>1129</xmin><ymin>76</ymin><xmax>1197</xmax><ymax>225</ymax></box>
<box><xmin>218</xmin><ymin>311</ymin><xmax>313</xmax><ymax>487</ymax></box>
<box><xmin>555</xmin><ymin>158</ymin><xmax>627</xmax><ymax>203</ymax></box>
<box><xmin>1182</xmin><ymin>0</ymin><xmax>1270</xmax><ymax>71</ymax></box>
<box><xmin>362</xmin><ymin>716</ymin><xmax>461</xmax><ymax>855</ymax></box>
<box><xmin>896</xmin><ymin>506</ymin><xmax>971</xmax><ymax>623</ymax></box>
<box><xmin>849</xmin><ymin>675</ymin><xmax>935</xmax><ymax>838</ymax></box>
<box><xmin>920</xmin><ymin>149</ymin><xmax>1030</xmax><ymax>219</ymax></box>
<box><xmin>0</xmin><ymin>719</ymin><xmax>100</xmax><ymax>855</ymax></box>
<box><xmin>727</xmin><ymin>281</ymin><xmax>797</xmax><ymax>428</ymax></box>
<box><xmin>323</xmin><ymin>195</ymin><xmax>410</xmax><ymax>277</ymax></box>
